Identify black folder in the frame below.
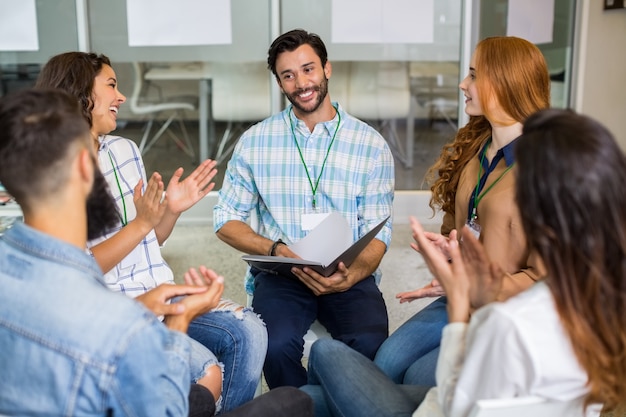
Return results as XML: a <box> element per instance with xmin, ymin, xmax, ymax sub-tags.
<box><xmin>242</xmin><ymin>216</ymin><xmax>389</xmax><ymax>278</ymax></box>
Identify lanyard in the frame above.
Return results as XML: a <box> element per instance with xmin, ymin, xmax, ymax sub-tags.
<box><xmin>467</xmin><ymin>140</ymin><xmax>515</xmax><ymax>222</ymax></box>
<box><xmin>288</xmin><ymin>106</ymin><xmax>341</xmax><ymax>209</ymax></box>
<box><xmin>107</xmin><ymin>151</ymin><xmax>128</xmax><ymax>226</ymax></box>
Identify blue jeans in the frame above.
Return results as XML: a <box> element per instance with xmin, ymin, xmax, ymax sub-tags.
<box><xmin>187</xmin><ymin>303</ymin><xmax>267</xmax><ymax>413</ymax></box>
<box><xmin>301</xmin><ymin>339</ymin><xmax>430</xmax><ymax>417</ymax></box>
<box><xmin>374</xmin><ymin>296</ymin><xmax>448</xmax><ymax>387</ymax></box>
<box><xmin>251</xmin><ymin>270</ymin><xmax>388</xmax><ymax>388</ymax></box>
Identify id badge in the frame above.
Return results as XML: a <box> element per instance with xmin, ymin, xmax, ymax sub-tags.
<box><xmin>301</xmin><ymin>211</ymin><xmax>330</xmax><ymax>231</ymax></box>
<box><xmin>465</xmin><ymin>216</ymin><xmax>482</xmax><ymax>240</ymax></box>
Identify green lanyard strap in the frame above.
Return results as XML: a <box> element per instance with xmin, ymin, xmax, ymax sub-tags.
<box><xmin>288</xmin><ymin>106</ymin><xmax>341</xmax><ymax>209</ymax></box>
<box><xmin>470</xmin><ymin>142</ymin><xmax>515</xmax><ymax>220</ymax></box>
<box><xmin>474</xmin><ymin>164</ymin><xmax>515</xmax><ymax>208</ymax></box>
<box><xmin>107</xmin><ymin>151</ymin><xmax>128</xmax><ymax>226</ymax></box>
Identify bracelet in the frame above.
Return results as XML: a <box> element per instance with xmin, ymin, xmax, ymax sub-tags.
<box><xmin>269</xmin><ymin>239</ymin><xmax>286</xmax><ymax>256</ymax></box>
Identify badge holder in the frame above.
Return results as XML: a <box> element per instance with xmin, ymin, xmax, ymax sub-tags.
<box><xmin>465</xmin><ymin>209</ymin><xmax>482</xmax><ymax>240</ymax></box>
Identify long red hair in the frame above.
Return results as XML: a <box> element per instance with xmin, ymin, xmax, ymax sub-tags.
<box><xmin>427</xmin><ymin>37</ymin><xmax>550</xmax><ymax>215</ymax></box>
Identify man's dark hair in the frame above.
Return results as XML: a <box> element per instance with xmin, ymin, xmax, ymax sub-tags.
<box><xmin>0</xmin><ymin>88</ymin><xmax>90</xmax><ymax>208</ymax></box>
<box><xmin>267</xmin><ymin>29</ymin><xmax>328</xmax><ymax>77</ymax></box>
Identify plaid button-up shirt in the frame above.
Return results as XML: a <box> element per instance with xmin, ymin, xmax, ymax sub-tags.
<box><xmin>214</xmin><ymin>103</ymin><xmax>394</xmax><ymax>294</ymax></box>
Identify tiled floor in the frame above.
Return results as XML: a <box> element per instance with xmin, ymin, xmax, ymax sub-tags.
<box><xmin>114</xmin><ymin>117</ymin><xmax>458</xmax><ymax>192</ymax></box>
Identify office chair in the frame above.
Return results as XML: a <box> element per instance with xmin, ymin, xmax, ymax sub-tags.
<box><xmin>129</xmin><ymin>62</ymin><xmax>197</xmax><ymax>160</ymax></box>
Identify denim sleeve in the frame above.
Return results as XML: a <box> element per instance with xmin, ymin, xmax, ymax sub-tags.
<box><xmin>108</xmin><ymin>323</ymin><xmax>192</xmax><ymax>416</ymax></box>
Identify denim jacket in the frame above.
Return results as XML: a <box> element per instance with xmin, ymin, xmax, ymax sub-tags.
<box><xmin>0</xmin><ymin>223</ymin><xmax>192</xmax><ymax>416</ymax></box>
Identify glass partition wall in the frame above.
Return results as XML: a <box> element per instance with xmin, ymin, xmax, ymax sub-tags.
<box><xmin>0</xmin><ymin>0</ymin><xmax>80</xmax><ymax>95</ymax></box>
<box><xmin>478</xmin><ymin>0</ymin><xmax>576</xmax><ymax>109</ymax></box>
<box><xmin>0</xmin><ymin>0</ymin><xmax>576</xmax><ymax>190</ymax></box>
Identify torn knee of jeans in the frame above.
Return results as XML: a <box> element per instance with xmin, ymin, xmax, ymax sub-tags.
<box><xmin>214</xmin><ymin>394</ymin><xmax>223</xmax><ymax>414</ymax></box>
<box><xmin>195</xmin><ymin>360</ymin><xmax>225</xmax><ymax>413</ymax></box>
<box><xmin>193</xmin><ymin>359</ymin><xmax>224</xmax><ymax>383</ymax></box>
<box><xmin>210</xmin><ymin>298</ymin><xmax>248</xmax><ymax>319</ymax></box>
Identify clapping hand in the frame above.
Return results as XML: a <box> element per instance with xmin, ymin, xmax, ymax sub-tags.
<box><xmin>162</xmin><ymin>266</ymin><xmax>225</xmax><ymax>333</ymax></box>
<box><xmin>396</xmin><ymin>279</ymin><xmax>446</xmax><ymax>303</ymax></box>
<box><xmin>179</xmin><ymin>265</ymin><xmax>225</xmax><ymax>317</ymax></box>
<box><xmin>165</xmin><ymin>159</ymin><xmax>218</xmax><ymax>214</ymax></box>
<box><xmin>136</xmin><ymin>283</ymin><xmax>209</xmax><ymax>317</ymax></box>
<box><xmin>414</xmin><ymin>229</ymin><xmax>458</xmax><ymax>260</ymax></box>
<box><xmin>409</xmin><ymin>216</ymin><xmax>503</xmax><ymax>322</ymax></box>
<box><xmin>132</xmin><ymin>172</ymin><xmax>167</xmax><ymax>231</ymax></box>
<box><xmin>457</xmin><ymin>226</ymin><xmax>503</xmax><ymax>310</ymax></box>
<box><xmin>409</xmin><ymin>216</ymin><xmax>470</xmax><ymax>321</ymax></box>
<box><xmin>395</xmin><ymin>229</ymin><xmax>458</xmax><ymax>302</ymax></box>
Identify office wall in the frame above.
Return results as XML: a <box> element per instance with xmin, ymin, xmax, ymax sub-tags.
<box><xmin>574</xmin><ymin>0</ymin><xmax>626</xmax><ymax>149</ymax></box>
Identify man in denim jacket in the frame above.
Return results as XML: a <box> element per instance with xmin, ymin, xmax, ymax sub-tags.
<box><xmin>0</xmin><ymin>89</ymin><xmax>227</xmax><ymax>416</ymax></box>
<box><xmin>0</xmin><ymin>89</ymin><xmax>314</xmax><ymax>417</ymax></box>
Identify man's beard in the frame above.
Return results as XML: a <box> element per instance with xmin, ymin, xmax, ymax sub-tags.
<box><xmin>86</xmin><ymin>167</ymin><xmax>122</xmax><ymax>240</ymax></box>
<box><xmin>285</xmin><ymin>75</ymin><xmax>329</xmax><ymax>114</ymax></box>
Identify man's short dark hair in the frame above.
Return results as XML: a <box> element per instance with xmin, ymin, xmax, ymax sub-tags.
<box><xmin>0</xmin><ymin>88</ymin><xmax>90</xmax><ymax>208</ymax></box>
<box><xmin>267</xmin><ymin>29</ymin><xmax>328</xmax><ymax>77</ymax></box>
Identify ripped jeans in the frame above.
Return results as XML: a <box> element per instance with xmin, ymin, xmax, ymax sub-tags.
<box><xmin>187</xmin><ymin>299</ymin><xmax>268</xmax><ymax>414</ymax></box>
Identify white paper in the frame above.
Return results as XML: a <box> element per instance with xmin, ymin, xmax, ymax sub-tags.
<box><xmin>331</xmin><ymin>0</ymin><xmax>434</xmax><ymax>44</ymax></box>
<box><xmin>0</xmin><ymin>0</ymin><xmax>39</xmax><ymax>51</ymax></box>
<box><xmin>289</xmin><ymin>212</ymin><xmax>353</xmax><ymax>264</ymax></box>
<box><xmin>301</xmin><ymin>212</ymin><xmax>331</xmax><ymax>231</ymax></box>
<box><xmin>506</xmin><ymin>0</ymin><xmax>554</xmax><ymax>44</ymax></box>
<box><xmin>127</xmin><ymin>0</ymin><xmax>232</xmax><ymax>47</ymax></box>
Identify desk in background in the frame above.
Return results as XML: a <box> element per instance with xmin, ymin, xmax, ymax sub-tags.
<box><xmin>144</xmin><ymin>62</ymin><xmax>214</xmax><ymax>162</ymax></box>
